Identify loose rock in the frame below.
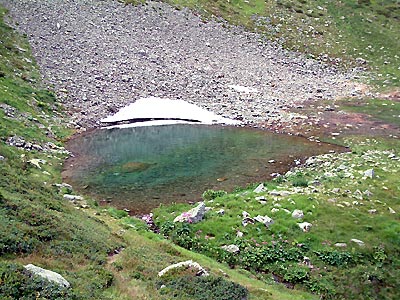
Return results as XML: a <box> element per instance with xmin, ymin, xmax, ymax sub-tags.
<box><xmin>173</xmin><ymin>202</ymin><xmax>206</xmax><ymax>223</ymax></box>
<box><xmin>350</xmin><ymin>239</ymin><xmax>365</xmax><ymax>246</ymax></box>
<box><xmin>221</xmin><ymin>244</ymin><xmax>240</xmax><ymax>254</ymax></box>
<box><xmin>158</xmin><ymin>260</ymin><xmax>208</xmax><ymax>277</ymax></box>
<box><xmin>254</xmin><ymin>215</ymin><xmax>274</xmax><ymax>227</ymax></box>
<box><xmin>24</xmin><ymin>264</ymin><xmax>70</xmax><ymax>288</ymax></box>
<box><xmin>291</xmin><ymin>209</ymin><xmax>304</xmax><ymax>219</ymax></box>
<box><xmin>298</xmin><ymin>222</ymin><xmax>312</xmax><ymax>232</ymax></box>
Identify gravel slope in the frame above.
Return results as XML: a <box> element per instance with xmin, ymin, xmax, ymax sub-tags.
<box><xmin>2</xmin><ymin>0</ymin><xmax>365</xmax><ymax>128</ymax></box>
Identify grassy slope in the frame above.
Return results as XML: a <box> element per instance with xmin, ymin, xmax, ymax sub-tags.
<box><xmin>0</xmin><ymin>5</ymin><xmax>314</xmax><ymax>300</ymax></box>
<box><xmin>2</xmin><ymin>0</ymin><xmax>399</xmax><ymax>299</ymax></box>
<box><xmin>132</xmin><ymin>0</ymin><xmax>400</xmax><ymax>299</ymax></box>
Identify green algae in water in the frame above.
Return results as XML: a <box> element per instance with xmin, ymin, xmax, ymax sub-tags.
<box><xmin>64</xmin><ymin>125</ymin><xmax>342</xmax><ymax>213</ymax></box>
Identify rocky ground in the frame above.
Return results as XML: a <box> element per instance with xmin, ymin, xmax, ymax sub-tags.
<box><xmin>1</xmin><ymin>0</ymin><xmax>369</xmax><ymax>129</ymax></box>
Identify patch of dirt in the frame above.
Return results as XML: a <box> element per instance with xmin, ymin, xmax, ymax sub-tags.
<box><xmin>257</xmin><ymin>99</ymin><xmax>400</xmax><ymax>141</ymax></box>
<box><xmin>380</xmin><ymin>89</ymin><xmax>400</xmax><ymax>102</ymax></box>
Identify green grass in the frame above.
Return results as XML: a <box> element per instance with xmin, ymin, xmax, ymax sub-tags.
<box><xmin>153</xmin><ymin>137</ymin><xmax>400</xmax><ymax>299</ymax></box>
<box><xmin>159</xmin><ymin>0</ymin><xmax>400</xmax><ymax>89</ymax></box>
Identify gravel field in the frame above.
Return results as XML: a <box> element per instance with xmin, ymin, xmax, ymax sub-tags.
<box><xmin>1</xmin><ymin>0</ymin><xmax>366</xmax><ymax>128</ymax></box>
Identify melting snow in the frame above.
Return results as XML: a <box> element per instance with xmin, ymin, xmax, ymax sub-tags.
<box><xmin>228</xmin><ymin>84</ymin><xmax>258</xmax><ymax>93</ymax></box>
<box><xmin>101</xmin><ymin>97</ymin><xmax>241</xmax><ymax>128</ymax></box>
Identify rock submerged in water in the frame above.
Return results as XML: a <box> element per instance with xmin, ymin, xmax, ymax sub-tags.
<box><xmin>173</xmin><ymin>202</ymin><xmax>205</xmax><ymax>223</ymax></box>
<box><xmin>120</xmin><ymin>161</ymin><xmax>153</xmax><ymax>173</ymax></box>
<box><xmin>24</xmin><ymin>264</ymin><xmax>70</xmax><ymax>288</ymax></box>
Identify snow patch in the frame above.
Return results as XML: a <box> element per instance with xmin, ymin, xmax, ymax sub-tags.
<box><xmin>101</xmin><ymin>97</ymin><xmax>241</xmax><ymax>128</ymax></box>
<box><xmin>228</xmin><ymin>84</ymin><xmax>258</xmax><ymax>93</ymax></box>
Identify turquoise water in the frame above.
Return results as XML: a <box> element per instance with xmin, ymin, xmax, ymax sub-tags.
<box><xmin>63</xmin><ymin>125</ymin><xmax>342</xmax><ymax>213</ymax></box>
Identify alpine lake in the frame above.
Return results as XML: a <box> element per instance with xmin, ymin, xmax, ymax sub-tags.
<box><xmin>63</xmin><ymin>124</ymin><xmax>345</xmax><ymax>214</ymax></box>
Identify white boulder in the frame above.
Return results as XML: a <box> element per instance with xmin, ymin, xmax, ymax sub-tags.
<box><xmin>24</xmin><ymin>264</ymin><xmax>70</xmax><ymax>288</ymax></box>
<box><xmin>173</xmin><ymin>202</ymin><xmax>206</xmax><ymax>223</ymax></box>
<box><xmin>158</xmin><ymin>260</ymin><xmax>208</xmax><ymax>277</ymax></box>
<box><xmin>221</xmin><ymin>244</ymin><xmax>240</xmax><ymax>254</ymax></box>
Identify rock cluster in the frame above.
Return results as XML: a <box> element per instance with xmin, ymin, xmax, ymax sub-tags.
<box><xmin>1</xmin><ymin>0</ymin><xmax>364</xmax><ymax>128</ymax></box>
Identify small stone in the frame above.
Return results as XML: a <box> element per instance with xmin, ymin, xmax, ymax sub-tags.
<box><xmin>364</xmin><ymin>190</ymin><xmax>373</xmax><ymax>197</ymax></box>
<box><xmin>292</xmin><ymin>209</ymin><xmax>304</xmax><ymax>219</ymax></box>
<box><xmin>28</xmin><ymin>158</ymin><xmax>47</xmax><ymax>169</ymax></box>
<box><xmin>389</xmin><ymin>207</ymin><xmax>396</xmax><ymax>214</ymax></box>
<box><xmin>254</xmin><ymin>215</ymin><xmax>274</xmax><ymax>227</ymax></box>
<box><xmin>298</xmin><ymin>222</ymin><xmax>312</xmax><ymax>232</ymax></box>
<box><xmin>255</xmin><ymin>196</ymin><xmax>266</xmax><ymax>201</ymax></box>
<box><xmin>63</xmin><ymin>194</ymin><xmax>83</xmax><ymax>201</ymax></box>
<box><xmin>221</xmin><ymin>244</ymin><xmax>240</xmax><ymax>254</ymax></box>
<box><xmin>242</xmin><ymin>211</ymin><xmax>250</xmax><ymax>218</ymax></box>
<box><xmin>236</xmin><ymin>231</ymin><xmax>244</xmax><ymax>238</ymax></box>
<box><xmin>242</xmin><ymin>217</ymin><xmax>254</xmax><ymax>227</ymax></box>
<box><xmin>368</xmin><ymin>209</ymin><xmax>377</xmax><ymax>214</ymax></box>
<box><xmin>271</xmin><ymin>208</ymin><xmax>279</xmax><ymax>213</ymax></box>
<box><xmin>334</xmin><ymin>243</ymin><xmax>347</xmax><ymax>248</ymax></box>
<box><xmin>303</xmin><ymin>256</ymin><xmax>312</xmax><ymax>267</ymax></box>
<box><xmin>350</xmin><ymin>239</ymin><xmax>365</xmax><ymax>246</ymax></box>
<box><xmin>216</xmin><ymin>209</ymin><xmax>225</xmax><ymax>215</ymax></box>
<box><xmin>363</xmin><ymin>169</ymin><xmax>375</xmax><ymax>179</ymax></box>
<box><xmin>253</xmin><ymin>183</ymin><xmax>265</xmax><ymax>193</ymax></box>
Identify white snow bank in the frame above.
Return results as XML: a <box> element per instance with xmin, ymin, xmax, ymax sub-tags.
<box><xmin>100</xmin><ymin>97</ymin><xmax>241</xmax><ymax>128</ymax></box>
<box><xmin>228</xmin><ymin>84</ymin><xmax>258</xmax><ymax>93</ymax></box>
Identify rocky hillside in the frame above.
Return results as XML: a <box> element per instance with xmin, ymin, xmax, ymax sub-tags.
<box><xmin>1</xmin><ymin>0</ymin><xmax>365</xmax><ymax>128</ymax></box>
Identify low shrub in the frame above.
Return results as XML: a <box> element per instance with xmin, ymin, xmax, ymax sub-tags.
<box><xmin>315</xmin><ymin>250</ymin><xmax>354</xmax><ymax>267</ymax></box>
<box><xmin>159</xmin><ymin>275</ymin><xmax>248</xmax><ymax>300</ymax></box>
<box><xmin>202</xmin><ymin>189</ymin><xmax>227</xmax><ymax>201</ymax></box>
<box><xmin>107</xmin><ymin>207</ymin><xmax>128</xmax><ymax>219</ymax></box>
<box><xmin>0</xmin><ymin>262</ymin><xmax>77</xmax><ymax>300</ymax></box>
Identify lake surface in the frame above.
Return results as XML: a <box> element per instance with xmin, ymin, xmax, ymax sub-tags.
<box><xmin>63</xmin><ymin>125</ymin><xmax>343</xmax><ymax>214</ymax></box>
